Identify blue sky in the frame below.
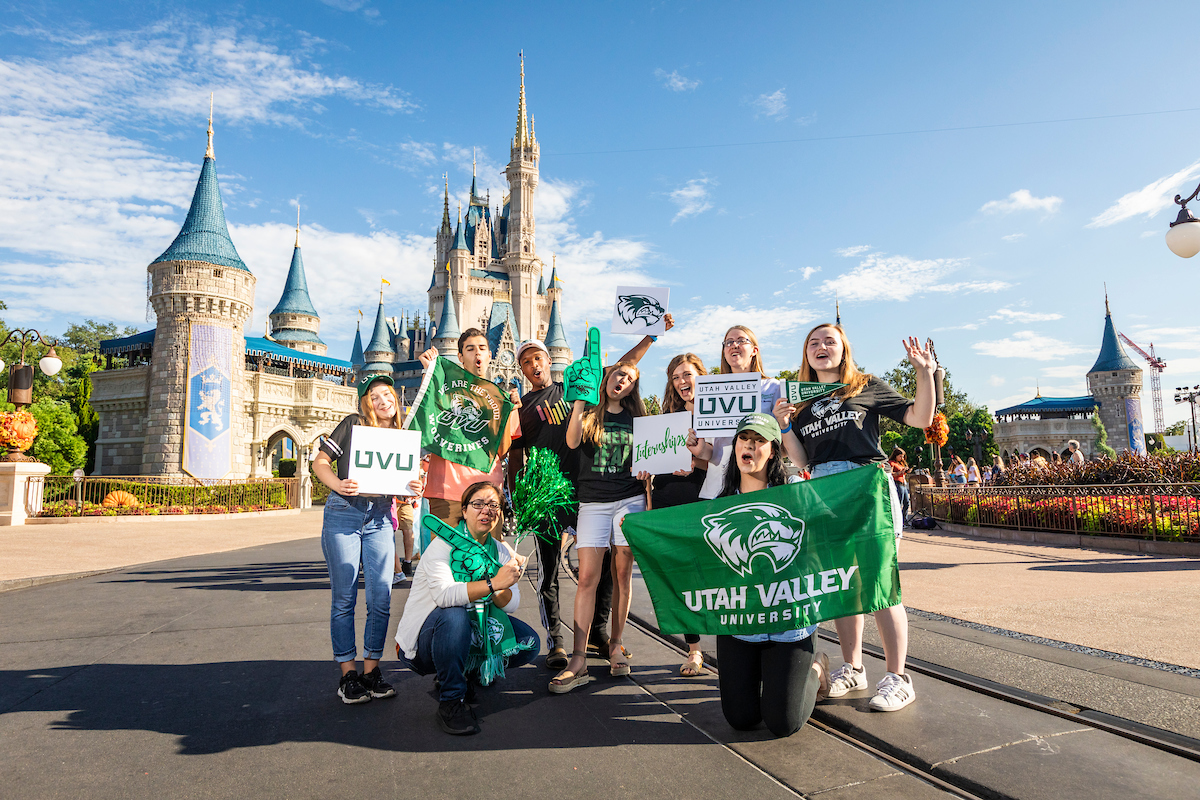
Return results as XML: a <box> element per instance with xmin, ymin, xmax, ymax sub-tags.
<box><xmin>2</xmin><ymin>1</ymin><xmax>1199</xmax><ymax>427</ymax></box>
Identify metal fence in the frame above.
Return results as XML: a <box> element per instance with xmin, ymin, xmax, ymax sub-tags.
<box><xmin>913</xmin><ymin>483</ymin><xmax>1200</xmax><ymax>542</ymax></box>
<box><xmin>28</xmin><ymin>475</ymin><xmax>300</xmax><ymax>518</ymax></box>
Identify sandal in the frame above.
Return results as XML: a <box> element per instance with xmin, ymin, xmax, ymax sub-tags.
<box><xmin>679</xmin><ymin>650</ymin><xmax>705</xmax><ymax>677</ymax></box>
<box><xmin>545</xmin><ymin>646</ymin><xmax>569</xmax><ymax>670</ymax></box>
<box><xmin>549</xmin><ymin>658</ymin><xmax>593</xmax><ymax>694</ymax></box>
<box><xmin>609</xmin><ymin>640</ymin><xmax>630</xmax><ymax>677</ymax></box>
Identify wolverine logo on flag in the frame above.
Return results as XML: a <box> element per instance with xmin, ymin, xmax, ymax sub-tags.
<box><xmin>438</xmin><ymin>395</ymin><xmax>488</xmax><ymax>433</ymax></box>
<box><xmin>701</xmin><ymin>503</ymin><xmax>806</xmax><ymax>577</ymax></box>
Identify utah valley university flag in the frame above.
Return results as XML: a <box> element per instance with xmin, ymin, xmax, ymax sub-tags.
<box><xmin>406</xmin><ymin>356</ymin><xmax>514</xmax><ymax>471</ymax></box>
<box><xmin>622</xmin><ymin>466</ymin><xmax>900</xmax><ymax>636</ymax></box>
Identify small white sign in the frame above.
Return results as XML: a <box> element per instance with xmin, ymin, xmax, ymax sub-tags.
<box><xmin>611</xmin><ymin>285</ymin><xmax>671</xmax><ymax>336</ymax></box>
<box><xmin>692</xmin><ymin>373</ymin><xmax>762</xmax><ymax>436</ymax></box>
<box><xmin>347</xmin><ymin>426</ymin><xmax>422</xmax><ymax>496</ymax></box>
<box><xmin>632</xmin><ymin>411</ymin><xmax>693</xmax><ymax>475</ymax></box>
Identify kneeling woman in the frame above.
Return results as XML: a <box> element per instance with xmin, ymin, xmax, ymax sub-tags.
<box><xmin>396</xmin><ymin>481</ymin><xmax>540</xmax><ymax>735</ymax></box>
<box><xmin>715</xmin><ymin>414</ymin><xmax>829</xmax><ymax>737</ymax></box>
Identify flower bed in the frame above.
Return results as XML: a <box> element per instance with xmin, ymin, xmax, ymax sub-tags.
<box><xmin>35</xmin><ymin>476</ymin><xmax>296</xmax><ymax>518</ymax></box>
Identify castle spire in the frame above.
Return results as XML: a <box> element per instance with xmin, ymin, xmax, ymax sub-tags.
<box><xmin>364</xmin><ymin>296</ymin><xmax>395</xmax><ymax>368</ymax></box>
<box><xmin>205</xmin><ymin>92</ymin><xmax>215</xmax><ymax>160</ymax></box>
<box><xmin>452</xmin><ymin>204</ymin><xmax>468</xmax><ymax>251</ymax></box>
<box><xmin>350</xmin><ymin>317</ymin><xmax>365</xmax><ymax>368</ymax></box>
<box><xmin>295</xmin><ymin>201</ymin><xmax>300</xmax><ymax>247</ymax></box>
<box><xmin>441</xmin><ymin>174</ymin><xmax>452</xmax><ymax>233</ymax></box>
<box><xmin>1104</xmin><ymin>282</ymin><xmax>1111</xmax><ymax>316</ymax></box>
<box><xmin>835</xmin><ymin>292</ymin><xmax>841</xmax><ymax>326</ymax></box>
<box><xmin>514</xmin><ymin>51</ymin><xmax>532</xmax><ymax>150</ymax></box>
<box><xmin>1089</xmin><ymin>296</ymin><xmax>1139</xmax><ymax>373</ymax></box>
<box><xmin>436</xmin><ymin>289</ymin><xmax>461</xmax><ymax>344</ymax></box>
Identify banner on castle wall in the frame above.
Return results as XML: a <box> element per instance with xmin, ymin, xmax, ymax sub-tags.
<box><xmin>1125</xmin><ymin>398</ymin><xmax>1146</xmax><ymax>455</ymax></box>
<box><xmin>183</xmin><ymin>323</ymin><xmax>233</xmax><ymax>480</ymax></box>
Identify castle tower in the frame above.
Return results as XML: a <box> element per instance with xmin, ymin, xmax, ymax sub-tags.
<box><xmin>433</xmin><ymin>281</ymin><xmax>461</xmax><ymax>358</ymax></box>
<box><xmin>362</xmin><ymin>294</ymin><xmax>395</xmax><ymax>379</ymax></box>
<box><xmin>502</xmin><ymin>53</ymin><xmax>542</xmax><ymax>343</ymax></box>
<box><xmin>434</xmin><ymin>176</ymin><xmax>453</xmax><ymax>273</ymax></box>
<box><xmin>544</xmin><ymin>297</ymin><xmax>570</xmax><ymax>382</ymax></box>
<box><xmin>144</xmin><ymin>102</ymin><xmax>255</xmax><ymax>477</ymax></box>
<box><xmin>1086</xmin><ymin>297</ymin><xmax>1146</xmax><ymax>455</ymax></box>
<box><xmin>349</xmin><ymin>318</ymin><xmax>365</xmax><ymax>383</ymax></box>
<box><xmin>268</xmin><ymin>216</ymin><xmax>326</xmax><ymax>356</ymax></box>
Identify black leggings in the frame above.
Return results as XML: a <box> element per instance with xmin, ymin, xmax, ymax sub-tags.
<box><xmin>715</xmin><ymin>633</ymin><xmax>819</xmax><ymax>737</ymax></box>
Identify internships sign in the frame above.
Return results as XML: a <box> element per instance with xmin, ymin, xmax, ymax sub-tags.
<box><xmin>692</xmin><ymin>373</ymin><xmax>761</xmax><ymax>435</ymax></box>
<box><xmin>621</xmin><ymin>466</ymin><xmax>900</xmax><ymax>636</ymax></box>
<box><xmin>347</xmin><ymin>426</ymin><xmax>422</xmax><ymax>495</ymax></box>
<box><xmin>631</xmin><ymin>411</ymin><xmax>693</xmax><ymax>474</ymax></box>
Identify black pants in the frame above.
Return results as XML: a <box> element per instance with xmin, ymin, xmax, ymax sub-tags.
<box><xmin>715</xmin><ymin>634</ymin><xmax>819</xmax><ymax>738</ymax></box>
<box><xmin>536</xmin><ymin>521</ymin><xmax>612</xmax><ymax>650</ymax></box>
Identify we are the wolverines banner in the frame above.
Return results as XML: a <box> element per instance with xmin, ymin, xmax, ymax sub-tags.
<box><xmin>406</xmin><ymin>356</ymin><xmax>514</xmax><ymax>472</ymax></box>
<box><xmin>621</xmin><ymin>466</ymin><xmax>899</xmax><ymax>636</ymax></box>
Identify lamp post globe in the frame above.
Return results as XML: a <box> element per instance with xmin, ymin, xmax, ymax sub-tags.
<box><xmin>38</xmin><ymin>346</ymin><xmax>62</xmax><ymax>377</ymax></box>
<box><xmin>1166</xmin><ymin>217</ymin><xmax>1200</xmax><ymax>258</ymax></box>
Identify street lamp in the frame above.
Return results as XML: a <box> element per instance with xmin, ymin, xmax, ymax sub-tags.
<box><xmin>0</xmin><ymin>329</ymin><xmax>62</xmax><ymax>409</ymax></box>
<box><xmin>1166</xmin><ymin>185</ymin><xmax>1200</xmax><ymax>258</ymax></box>
<box><xmin>1174</xmin><ymin>385</ymin><xmax>1200</xmax><ymax>453</ymax></box>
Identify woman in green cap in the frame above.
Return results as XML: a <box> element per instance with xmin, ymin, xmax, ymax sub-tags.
<box><xmin>313</xmin><ymin>374</ymin><xmax>423</xmax><ymax>705</ymax></box>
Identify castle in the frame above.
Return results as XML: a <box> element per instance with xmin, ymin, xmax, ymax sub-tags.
<box><xmin>92</xmin><ymin>58</ymin><xmax>569</xmax><ymax>484</ymax></box>
<box><xmin>992</xmin><ymin>299</ymin><xmax>1146</xmax><ymax>460</ymax></box>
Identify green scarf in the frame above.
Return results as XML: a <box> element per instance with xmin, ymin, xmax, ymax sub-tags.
<box><xmin>423</xmin><ymin>514</ymin><xmax>535</xmax><ymax>685</ymax></box>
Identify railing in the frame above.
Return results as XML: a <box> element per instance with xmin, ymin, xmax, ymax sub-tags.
<box><xmin>29</xmin><ymin>475</ymin><xmax>299</xmax><ymax>518</ymax></box>
<box><xmin>913</xmin><ymin>484</ymin><xmax>1200</xmax><ymax>542</ymax></box>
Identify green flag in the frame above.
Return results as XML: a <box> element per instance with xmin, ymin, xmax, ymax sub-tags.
<box><xmin>621</xmin><ymin>466</ymin><xmax>899</xmax><ymax>636</ymax></box>
<box><xmin>784</xmin><ymin>381</ymin><xmax>846</xmax><ymax>404</ymax></box>
<box><xmin>406</xmin><ymin>356</ymin><xmax>514</xmax><ymax>471</ymax></box>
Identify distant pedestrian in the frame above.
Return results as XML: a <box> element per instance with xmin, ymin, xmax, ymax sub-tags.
<box><xmin>889</xmin><ymin>447</ymin><xmax>911</xmax><ymax>523</ymax></box>
<box><xmin>313</xmin><ymin>374</ymin><xmax>424</xmax><ymax>705</ymax></box>
<box><xmin>951</xmin><ymin>455</ymin><xmax>967</xmax><ymax>484</ymax></box>
<box><xmin>1068</xmin><ymin>439</ymin><xmax>1085</xmax><ymax>465</ymax></box>
<box><xmin>966</xmin><ymin>457</ymin><xmax>980</xmax><ymax>485</ymax></box>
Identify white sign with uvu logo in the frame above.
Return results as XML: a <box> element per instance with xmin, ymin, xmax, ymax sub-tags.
<box><xmin>631</xmin><ymin>411</ymin><xmax>693</xmax><ymax>474</ymax></box>
<box><xmin>692</xmin><ymin>373</ymin><xmax>762</xmax><ymax>436</ymax></box>
<box><xmin>347</xmin><ymin>426</ymin><xmax>422</xmax><ymax>495</ymax></box>
<box><xmin>611</xmin><ymin>285</ymin><xmax>670</xmax><ymax>336</ymax></box>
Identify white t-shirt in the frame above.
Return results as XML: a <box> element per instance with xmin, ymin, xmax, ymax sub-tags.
<box><xmin>699</xmin><ymin>377</ymin><xmax>782</xmax><ymax>500</ymax></box>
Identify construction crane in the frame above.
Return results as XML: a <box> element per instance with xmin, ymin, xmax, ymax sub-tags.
<box><xmin>1118</xmin><ymin>332</ymin><xmax>1167</xmax><ymax>434</ymax></box>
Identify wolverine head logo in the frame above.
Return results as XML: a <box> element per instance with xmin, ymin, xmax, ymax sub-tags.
<box><xmin>810</xmin><ymin>395</ymin><xmax>843</xmax><ymax>419</ymax></box>
<box><xmin>616</xmin><ymin>294</ymin><xmax>666</xmax><ymax>327</ymax></box>
<box><xmin>437</xmin><ymin>394</ymin><xmax>488</xmax><ymax>433</ymax></box>
<box><xmin>701</xmin><ymin>503</ymin><xmax>805</xmax><ymax>577</ymax></box>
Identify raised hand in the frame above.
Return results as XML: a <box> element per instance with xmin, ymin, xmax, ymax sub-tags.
<box><xmin>902</xmin><ymin>336</ymin><xmax>935</xmax><ymax>373</ymax></box>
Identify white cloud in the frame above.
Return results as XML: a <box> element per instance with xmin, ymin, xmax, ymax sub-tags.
<box><xmin>988</xmin><ymin>375</ymin><xmax>1006</xmax><ymax>387</ymax></box>
<box><xmin>654</xmin><ymin>68</ymin><xmax>699</xmax><ymax>92</ymax></box>
<box><xmin>801</xmin><ymin>266</ymin><xmax>820</xmax><ymax>280</ymax></box>
<box><xmin>318</xmin><ymin>0</ymin><xmax>381</xmax><ymax>17</ymax></box>
<box><xmin>972</xmin><ymin>331</ymin><xmax>1089</xmax><ymax>361</ymax></box>
<box><xmin>836</xmin><ymin>245</ymin><xmax>871</xmax><ymax>257</ymax></box>
<box><xmin>668</xmin><ymin>177</ymin><xmax>714</xmax><ymax>223</ymax></box>
<box><xmin>1140</xmin><ymin>230</ymin><xmax>1158</xmax><ymax>238</ymax></box>
<box><xmin>818</xmin><ymin>252</ymin><xmax>1009</xmax><ymax>302</ymax></box>
<box><xmin>1088</xmin><ymin>159</ymin><xmax>1200</xmax><ymax>228</ymax></box>
<box><xmin>1040</xmin><ymin>364</ymin><xmax>1088</xmax><ymax>378</ymax></box>
<box><xmin>753</xmin><ymin>88</ymin><xmax>787</xmax><ymax>119</ymax></box>
<box><xmin>1002</xmin><ymin>233</ymin><xmax>1026</xmax><ymax>242</ymax></box>
<box><xmin>980</xmin><ymin>190</ymin><xmax>1062</xmax><ymax>216</ymax></box>
<box><xmin>990</xmin><ymin>308</ymin><xmax>1063</xmax><ymax>323</ymax></box>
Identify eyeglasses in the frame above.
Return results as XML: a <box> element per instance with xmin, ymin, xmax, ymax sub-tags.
<box><xmin>467</xmin><ymin>500</ymin><xmax>501</xmax><ymax>511</ymax></box>
<box><xmin>723</xmin><ymin>337</ymin><xmax>752</xmax><ymax>349</ymax></box>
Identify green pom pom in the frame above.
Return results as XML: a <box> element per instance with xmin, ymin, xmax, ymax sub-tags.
<box><xmin>512</xmin><ymin>447</ymin><xmax>577</xmax><ymax>543</ymax></box>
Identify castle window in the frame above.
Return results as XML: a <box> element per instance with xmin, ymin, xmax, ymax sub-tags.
<box><xmin>214</xmin><ymin>269</ymin><xmax>223</xmax><ymax>278</ymax></box>
<box><xmin>175</xmin><ymin>265</ymin><xmax>184</xmax><ymax>275</ymax></box>
<box><xmin>523</xmin><ymin>244</ymin><xmax>529</xmax><ymax>252</ymax></box>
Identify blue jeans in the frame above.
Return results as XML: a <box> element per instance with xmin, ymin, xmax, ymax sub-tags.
<box><xmin>401</xmin><ymin>606</ymin><xmax>540</xmax><ymax>701</ymax></box>
<box><xmin>321</xmin><ymin>493</ymin><xmax>395</xmax><ymax>663</ymax></box>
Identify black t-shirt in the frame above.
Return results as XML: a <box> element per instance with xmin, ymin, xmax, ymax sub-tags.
<box><xmin>651</xmin><ymin>466</ymin><xmax>707</xmax><ymax>510</ymax></box>
<box><xmin>576</xmin><ymin>408</ymin><xmax>642</xmax><ymax>503</ymax></box>
<box><xmin>514</xmin><ymin>381</ymin><xmax>579</xmax><ymax>480</ymax></box>
<box><xmin>320</xmin><ymin>413</ymin><xmax>363</xmax><ymax>482</ymax></box>
<box><xmin>793</xmin><ymin>377</ymin><xmax>913</xmax><ymax>466</ymax></box>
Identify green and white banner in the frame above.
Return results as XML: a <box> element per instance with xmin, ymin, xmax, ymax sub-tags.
<box><xmin>406</xmin><ymin>356</ymin><xmax>514</xmax><ymax>472</ymax></box>
<box><xmin>784</xmin><ymin>381</ymin><xmax>845</xmax><ymax>404</ymax></box>
<box><xmin>621</xmin><ymin>466</ymin><xmax>899</xmax><ymax>635</ymax></box>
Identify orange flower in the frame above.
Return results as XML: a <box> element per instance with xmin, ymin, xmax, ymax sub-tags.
<box><xmin>0</xmin><ymin>411</ymin><xmax>37</xmax><ymax>452</ymax></box>
<box><xmin>924</xmin><ymin>412</ymin><xmax>948</xmax><ymax>447</ymax></box>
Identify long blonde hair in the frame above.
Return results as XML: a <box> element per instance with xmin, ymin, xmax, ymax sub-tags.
<box><xmin>662</xmin><ymin>353</ymin><xmax>707</xmax><ymax>413</ymax></box>
<box><xmin>719</xmin><ymin>325</ymin><xmax>766</xmax><ymax>375</ymax></box>
<box><xmin>795</xmin><ymin>322</ymin><xmax>871</xmax><ymax>412</ymax></box>
<box><xmin>581</xmin><ymin>362</ymin><xmax>646</xmax><ymax>445</ymax></box>
<box><xmin>357</xmin><ymin>381</ymin><xmax>402</xmax><ymax>429</ymax></box>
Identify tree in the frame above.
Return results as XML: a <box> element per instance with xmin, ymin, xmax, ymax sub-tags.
<box><xmin>61</xmin><ymin>319</ymin><xmax>138</xmax><ymax>354</ymax></box>
<box><xmin>72</xmin><ymin>362</ymin><xmax>100</xmax><ymax>472</ymax></box>
<box><xmin>644</xmin><ymin>394</ymin><xmax>662</xmax><ymax>416</ymax></box>
<box><xmin>27</xmin><ymin>398</ymin><xmax>87</xmax><ymax>475</ymax></box>
<box><xmin>1092</xmin><ymin>411</ymin><xmax>1116</xmax><ymax>458</ymax></box>
<box><xmin>777</xmin><ymin>368</ymin><xmax>799</xmax><ymax>381</ymax></box>
<box><xmin>1164</xmin><ymin>421</ymin><xmax>1187</xmax><ymax>436</ymax></box>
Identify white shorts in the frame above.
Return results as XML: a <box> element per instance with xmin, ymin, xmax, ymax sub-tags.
<box><xmin>575</xmin><ymin>495</ymin><xmax>646</xmax><ymax>549</ymax></box>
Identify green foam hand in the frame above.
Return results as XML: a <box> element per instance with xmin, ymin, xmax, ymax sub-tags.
<box><xmin>563</xmin><ymin>326</ymin><xmax>602</xmax><ymax>405</ymax></box>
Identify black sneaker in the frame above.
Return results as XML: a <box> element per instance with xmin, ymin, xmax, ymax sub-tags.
<box><xmin>361</xmin><ymin>666</ymin><xmax>396</xmax><ymax>699</ymax></box>
<box><xmin>337</xmin><ymin>670</ymin><xmax>372</xmax><ymax>704</ymax></box>
<box><xmin>401</xmin><ymin>559</ymin><xmax>415</xmax><ymax>577</ymax></box>
<box><xmin>437</xmin><ymin>698</ymin><xmax>480</xmax><ymax>735</ymax></box>
<box><xmin>434</xmin><ymin>678</ymin><xmax>478</xmax><ymax>704</ymax></box>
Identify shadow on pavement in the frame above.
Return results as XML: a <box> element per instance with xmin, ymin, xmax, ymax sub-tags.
<box><xmin>103</xmin><ymin>562</ymin><xmax>331</xmax><ymax>592</ymax></box>
<box><xmin>1029</xmin><ymin>559</ymin><xmax>1200</xmax><ymax>574</ymax></box>
<box><xmin>1</xmin><ymin>659</ymin><xmax>698</xmax><ymax>755</ymax></box>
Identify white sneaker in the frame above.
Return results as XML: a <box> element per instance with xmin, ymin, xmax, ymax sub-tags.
<box><xmin>826</xmin><ymin>662</ymin><xmax>868</xmax><ymax>698</ymax></box>
<box><xmin>869</xmin><ymin>671</ymin><xmax>915</xmax><ymax>712</ymax></box>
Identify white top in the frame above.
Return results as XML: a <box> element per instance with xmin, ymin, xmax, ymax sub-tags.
<box><xmin>967</xmin><ymin>465</ymin><xmax>980</xmax><ymax>482</ymax></box>
<box><xmin>395</xmin><ymin>535</ymin><xmax>521</xmax><ymax>659</ymax></box>
<box><xmin>1071</xmin><ymin>449</ymin><xmax>1085</xmax><ymax>464</ymax></box>
<box><xmin>699</xmin><ymin>377</ymin><xmax>782</xmax><ymax>500</ymax></box>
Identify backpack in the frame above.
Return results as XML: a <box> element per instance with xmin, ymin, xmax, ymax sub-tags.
<box><xmin>909</xmin><ymin>515</ymin><xmax>938</xmax><ymax>530</ymax></box>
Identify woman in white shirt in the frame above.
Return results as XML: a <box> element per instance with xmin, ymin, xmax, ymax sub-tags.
<box><xmin>396</xmin><ymin>481</ymin><xmax>538</xmax><ymax>735</ymax></box>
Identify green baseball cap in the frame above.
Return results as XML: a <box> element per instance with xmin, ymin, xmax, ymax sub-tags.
<box><xmin>357</xmin><ymin>373</ymin><xmax>395</xmax><ymax>399</ymax></box>
<box><xmin>735</xmin><ymin>412</ymin><xmax>782</xmax><ymax>444</ymax></box>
